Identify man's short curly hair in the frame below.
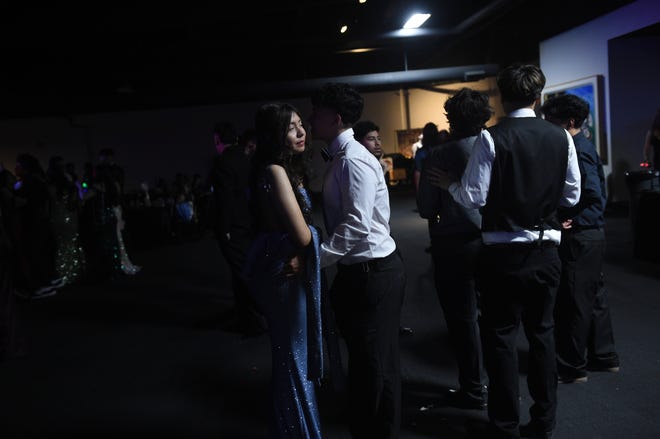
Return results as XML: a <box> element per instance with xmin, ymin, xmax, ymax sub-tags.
<box><xmin>311</xmin><ymin>82</ymin><xmax>364</xmax><ymax>126</ymax></box>
<box><xmin>444</xmin><ymin>88</ymin><xmax>493</xmax><ymax>138</ymax></box>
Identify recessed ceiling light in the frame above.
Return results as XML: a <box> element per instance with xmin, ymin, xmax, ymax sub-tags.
<box><xmin>403</xmin><ymin>13</ymin><xmax>430</xmax><ymax>29</ymax></box>
<box><xmin>340</xmin><ymin>25</ymin><xmax>348</xmax><ymax>33</ymax></box>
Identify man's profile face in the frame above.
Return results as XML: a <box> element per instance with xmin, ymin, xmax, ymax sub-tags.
<box><xmin>359</xmin><ymin>130</ymin><xmax>383</xmax><ymax>158</ymax></box>
<box><xmin>309</xmin><ymin>106</ymin><xmax>338</xmax><ymax>143</ymax></box>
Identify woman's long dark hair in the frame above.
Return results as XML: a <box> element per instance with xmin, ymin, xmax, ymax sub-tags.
<box><xmin>250</xmin><ymin>102</ymin><xmax>310</xmax><ymax>223</ymax></box>
<box><xmin>253</xmin><ymin>103</ymin><xmax>307</xmax><ymax>184</ymax></box>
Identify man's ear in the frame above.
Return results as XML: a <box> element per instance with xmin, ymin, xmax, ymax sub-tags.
<box><xmin>334</xmin><ymin>112</ymin><xmax>343</xmax><ymax>128</ymax></box>
<box><xmin>567</xmin><ymin>118</ymin><xmax>577</xmax><ymax>129</ymax></box>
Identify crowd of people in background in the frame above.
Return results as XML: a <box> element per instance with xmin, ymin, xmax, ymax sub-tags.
<box><xmin>0</xmin><ymin>149</ymin><xmax>143</xmax><ymax>301</ymax></box>
<box><xmin>0</xmin><ymin>146</ymin><xmax>228</xmax><ymax>303</ymax></box>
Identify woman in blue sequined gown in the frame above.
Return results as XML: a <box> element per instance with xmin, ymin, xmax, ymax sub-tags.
<box><xmin>243</xmin><ymin>103</ymin><xmax>323</xmax><ymax>439</ymax></box>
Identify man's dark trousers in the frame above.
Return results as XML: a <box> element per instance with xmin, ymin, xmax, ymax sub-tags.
<box><xmin>330</xmin><ymin>250</ymin><xmax>406</xmax><ymax>439</ymax></box>
<box><xmin>476</xmin><ymin>243</ymin><xmax>561</xmax><ymax>438</ymax></box>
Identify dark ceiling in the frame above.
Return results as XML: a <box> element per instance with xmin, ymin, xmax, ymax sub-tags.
<box><xmin>0</xmin><ymin>0</ymin><xmax>634</xmax><ymax>118</ymax></box>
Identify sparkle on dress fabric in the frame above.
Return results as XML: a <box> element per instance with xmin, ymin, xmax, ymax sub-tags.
<box><xmin>52</xmin><ymin>193</ymin><xmax>86</xmax><ymax>284</ymax></box>
<box><xmin>243</xmin><ymin>186</ymin><xmax>323</xmax><ymax>438</ymax></box>
<box><xmin>113</xmin><ymin>206</ymin><xmax>141</xmax><ymax>275</ymax></box>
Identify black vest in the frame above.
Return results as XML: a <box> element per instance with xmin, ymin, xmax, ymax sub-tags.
<box><xmin>482</xmin><ymin>117</ymin><xmax>568</xmax><ymax>233</ymax></box>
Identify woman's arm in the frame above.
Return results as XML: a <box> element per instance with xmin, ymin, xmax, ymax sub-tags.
<box><xmin>264</xmin><ymin>164</ymin><xmax>311</xmax><ymax>248</ymax></box>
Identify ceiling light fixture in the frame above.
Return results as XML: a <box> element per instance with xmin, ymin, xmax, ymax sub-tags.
<box><xmin>340</xmin><ymin>25</ymin><xmax>348</xmax><ymax>33</ymax></box>
<box><xmin>403</xmin><ymin>13</ymin><xmax>430</xmax><ymax>29</ymax></box>
<box><xmin>337</xmin><ymin>47</ymin><xmax>378</xmax><ymax>54</ymax></box>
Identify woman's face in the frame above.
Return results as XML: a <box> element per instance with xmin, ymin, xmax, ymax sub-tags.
<box><xmin>285</xmin><ymin>112</ymin><xmax>306</xmax><ymax>154</ymax></box>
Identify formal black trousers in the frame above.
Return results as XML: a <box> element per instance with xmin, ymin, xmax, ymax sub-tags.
<box><xmin>331</xmin><ymin>251</ymin><xmax>406</xmax><ymax>439</ymax></box>
<box><xmin>216</xmin><ymin>228</ymin><xmax>263</xmax><ymax>329</ymax></box>
<box><xmin>476</xmin><ymin>243</ymin><xmax>561</xmax><ymax>438</ymax></box>
<box><xmin>430</xmin><ymin>234</ymin><xmax>485</xmax><ymax>398</ymax></box>
<box><xmin>555</xmin><ymin>228</ymin><xmax>617</xmax><ymax>373</ymax></box>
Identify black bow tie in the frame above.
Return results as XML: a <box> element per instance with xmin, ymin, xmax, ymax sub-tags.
<box><xmin>320</xmin><ymin>147</ymin><xmax>332</xmax><ymax>162</ymax></box>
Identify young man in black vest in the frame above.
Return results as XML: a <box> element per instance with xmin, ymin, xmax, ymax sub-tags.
<box><xmin>435</xmin><ymin>64</ymin><xmax>581</xmax><ymax>438</ymax></box>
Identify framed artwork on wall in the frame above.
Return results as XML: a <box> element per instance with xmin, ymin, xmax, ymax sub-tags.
<box><xmin>396</xmin><ymin>128</ymin><xmax>422</xmax><ymax>159</ymax></box>
<box><xmin>542</xmin><ymin>75</ymin><xmax>607</xmax><ymax>164</ymax></box>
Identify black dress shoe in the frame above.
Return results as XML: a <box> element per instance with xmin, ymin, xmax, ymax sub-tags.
<box><xmin>445</xmin><ymin>388</ymin><xmax>487</xmax><ymax>410</ymax></box>
<box><xmin>557</xmin><ymin>369</ymin><xmax>588</xmax><ymax>384</ymax></box>
<box><xmin>519</xmin><ymin>422</ymin><xmax>554</xmax><ymax>438</ymax></box>
<box><xmin>586</xmin><ymin>358</ymin><xmax>620</xmax><ymax>372</ymax></box>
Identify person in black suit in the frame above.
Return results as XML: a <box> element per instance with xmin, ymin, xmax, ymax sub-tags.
<box><xmin>208</xmin><ymin>122</ymin><xmax>266</xmax><ymax>336</ymax></box>
<box><xmin>434</xmin><ymin>64</ymin><xmax>582</xmax><ymax>438</ymax></box>
<box><xmin>417</xmin><ymin>87</ymin><xmax>492</xmax><ymax>410</ymax></box>
<box><xmin>541</xmin><ymin>93</ymin><xmax>620</xmax><ymax>384</ymax></box>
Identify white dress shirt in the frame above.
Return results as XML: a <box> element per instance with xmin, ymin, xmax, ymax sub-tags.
<box><xmin>448</xmin><ymin>108</ymin><xmax>581</xmax><ymax>245</ymax></box>
<box><xmin>320</xmin><ymin>128</ymin><xmax>396</xmax><ymax>268</ymax></box>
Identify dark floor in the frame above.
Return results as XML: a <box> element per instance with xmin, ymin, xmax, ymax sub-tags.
<box><xmin>1</xmin><ymin>188</ymin><xmax>659</xmax><ymax>439</ymax></box>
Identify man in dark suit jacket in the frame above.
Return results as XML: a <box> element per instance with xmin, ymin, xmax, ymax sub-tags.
<box><xmin>209</xmin><ymin>124</ymin><xmax>265</xmax><ymax>336</ymax></box>
<box><xmin>417</xmin><ymin>87</ymin><xmax>492</xmax><ymax>410</ymax></box>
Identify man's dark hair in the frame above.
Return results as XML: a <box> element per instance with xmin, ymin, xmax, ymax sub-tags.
<box><xmin>353</xmin><ymin>120</ymin><xmax>380</xmax><ymax>141</ymax></box>
<box><xmin>540</xmin><ymin>93</ymin><xmax>590</xmax><ymax>128</ymax></box>
<box><xmin>445</xmin><ymin>87</ymin><xmax>493</xmax><ymax>139</ymax></box>
<box><xmin>311</xmin><ymin>82</ymin><xmax>364</xmax><ymax>126</ymax></box>
<box><xmin>16</xmin><ymin>153</ymin><xmax>46</xmax><ymax>177</ymax></box>
<box><xmin>213</xmin><ymin>121</ymin><xmax>238</xmax><ymax>144</ymax></box>
<box><xmin>239</xmin><ymin>128</ymin><xmax>257</xmax><ymax>146</ymax></box>
<box><xmin>497</xmin><ymin>64</ymin><xmax>546</xmax><ymax>108</ymax></box>
<box><xmin>421</xmin><ymin>122</ymin><xmax>439</xmax><ymax>148</ymax></box>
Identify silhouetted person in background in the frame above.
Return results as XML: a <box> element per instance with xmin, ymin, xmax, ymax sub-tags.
<box><xmin>541</xmin><ymin>93</ymin><xmax>620</xmax><ymax>384</ymax></box>
<box><xmin>13</xmin><ymin>153</ymin><xmax>63</xmax><ymax>298</ymax></box>
<box><xmin>209</xmin><ymin>121</ymin><xmax>265</xmax><ymax>336</ymax></box>
<box><xmin>47</xmin><ymin>155</ymin><xmax>86</xmax><ymax>285</ymax></box>
<box><xmin>413</xmin><ymin>122</ymin><xmax>440</xmax><ymax>193</ymax></box>
<box><xmin>96</xmin><ymin>148</ymin><xmax>140</xmax><ymax>275</ymax></box>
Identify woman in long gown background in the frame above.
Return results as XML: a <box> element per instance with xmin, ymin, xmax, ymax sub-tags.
<box><xmin>243</xmin><ymin>103</ymin><xmax>324</xmax><ymax>438</ymax></box>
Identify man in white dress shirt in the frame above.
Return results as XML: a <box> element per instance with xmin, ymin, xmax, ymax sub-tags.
<box><xmin>310</xmin><ymin>83</ymin><xmax>406</xmax><ymax>439</ymax></box>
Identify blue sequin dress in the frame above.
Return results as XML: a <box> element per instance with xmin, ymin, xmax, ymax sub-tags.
<box><xmin>243</xmin><ymin>186</ymin><xmax>323</xmax><ymax>439</ymax></box>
